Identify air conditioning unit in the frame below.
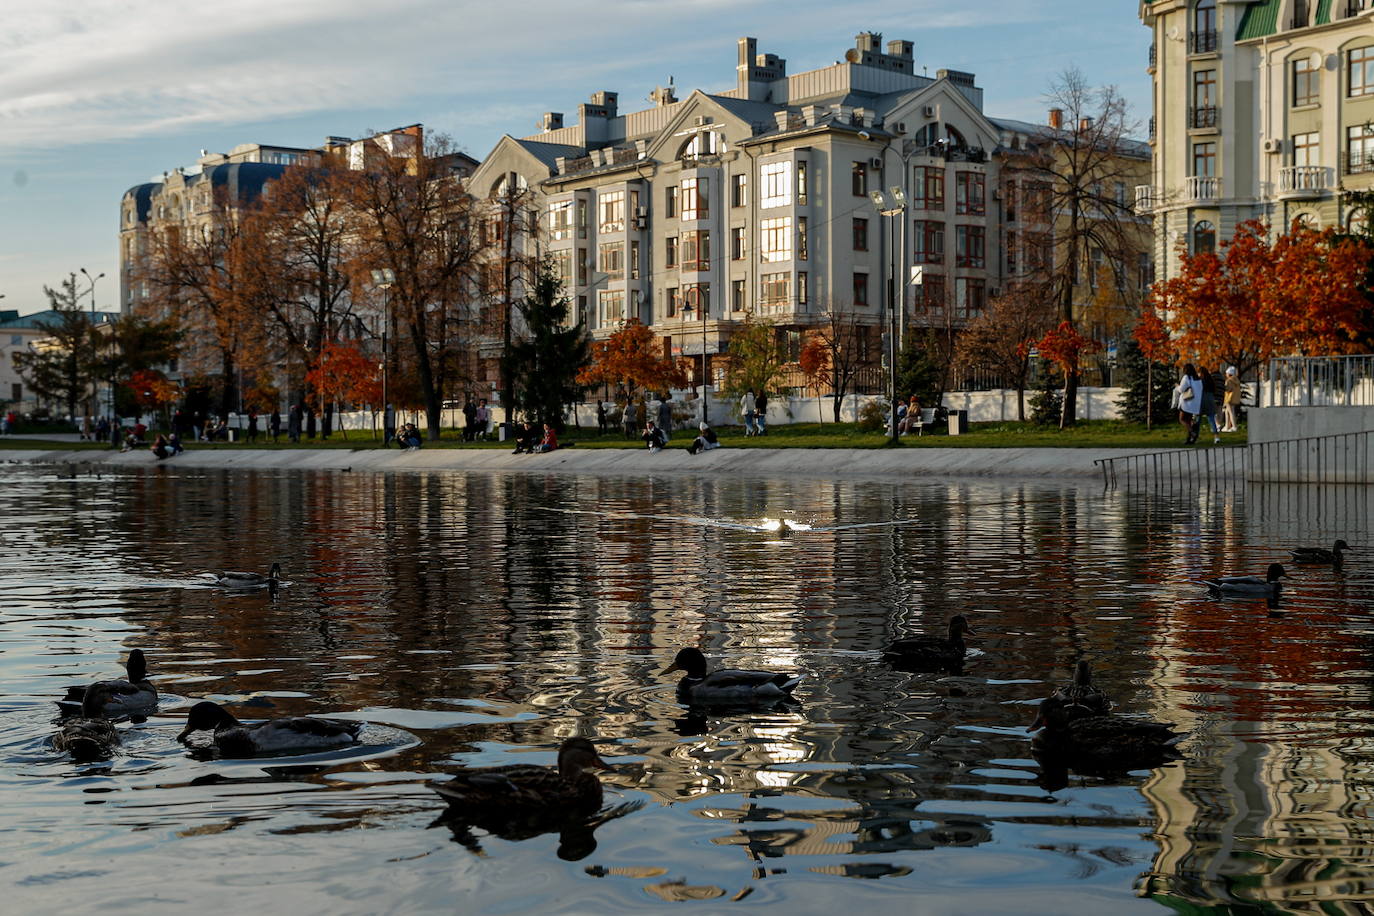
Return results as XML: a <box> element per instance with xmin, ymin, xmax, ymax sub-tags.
<box><xmin>894</xmin><ymin>121</ymin><xmax>907</xmax><ymax>134</ymax></box>
<box><xmin>1261</xmin><ymin>138</ymin><xmax>1284</xmax><ymax>154</ymax></box>
<box><xmin>870</xmin><ymin>157</ymin><xmax>883</xmax><ymax>169</ymax></box>
<box><xmin>992</xmin><ymin>188</ymin><xmax>1003</xmax><ymax>200</ymax></box>
<box><xmin>922</xmin><ymin>105</ymin><xmax>936</xmax><ymax>118</ymax></box>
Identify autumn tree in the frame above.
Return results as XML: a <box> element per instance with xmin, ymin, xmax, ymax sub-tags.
<box><xmin>303</xmin><ymin>341</ymin><xmax>382</xmax><ymax>440</ymax></box>
<box><xmin>13</xmin><ymin>276</ymin><xmax>104</xmax><ymax>420</ymax></box>
<box><xmin>1036</xmin><ymin>321</ymin><xmax>1101</xmax><ymax>429</ymax></box>
<box><xmin>505</xmin><ymin>262</ymin><xmax>590</xmax><ymax>431</ymax></box>
<box><xmin>953</xmin><ymin>279</ymin><xmax>1056</xmax><ymax>421</ymax></box>
<box><xmin>578</xmin><ymin>318</ymin><xmax>686</xmax><ymax>401</ymax></box>
<box><xmin>723</xmin><ymin>315</ymin><xmax>787</xmax><ymax>404</ymax></box>
<box><xmin>348</xmin><ymin>132</ymin><xmax>487</xmax><ymax>440</ymax></box>
<box><xmin>808</xmin><ymin>303</ymin><xmax>875</xmax><ymax>423</ymax></box>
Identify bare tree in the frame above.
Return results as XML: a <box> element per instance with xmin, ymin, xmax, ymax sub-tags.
<box><xmin>809</xmin><ymin>302</ymin><xmax>877</xmax><ymax>422</ymax></box>
<box><xmin>953</xmin><ymin>277</ymin><xmax>1057</xmax><ymax>420</ymax></box>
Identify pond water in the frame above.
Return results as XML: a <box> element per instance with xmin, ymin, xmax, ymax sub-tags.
<box><xmin>1</xmin><ymin>466</ymin><xmax>1372</xmax><ymax>914</ymax></box>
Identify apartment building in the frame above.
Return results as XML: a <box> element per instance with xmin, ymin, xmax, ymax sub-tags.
<box><xmin>469</xmin><ymin>32</ymin><xmax>1105</xmax><ymax>385</ymax></box>
<box><xmin>1139</xmin><ymin>0</ymin><xmax>1374</xmax><ymax>279</ymax></box>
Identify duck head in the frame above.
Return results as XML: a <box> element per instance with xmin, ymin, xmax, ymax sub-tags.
<box><xmin>948</xmin><ymin>615</ymin><xmax>976</xmax><ymax>639</ymax></box>
<box><xmin>558</xmin><ymin>737</ymin><xmax>613</xmax><ymax>778</ymax></box>
<box><xmin>1266</xmin><ymin>563</ymin><xmax>1288</xmax><ymax>583</ymax></box>
<box><xmin>177</xmin><ymin>701</ymin><xmax>241</xmax><ymax>743</ymax></box>
<box><xmin>81</xmin><ymin>683</ymin><xmax>117</xmax><ymax>718</ymax></box>
<box><xmin>661</xmin><ymin>648</ymin><xmax>709</xmax><ymax>679</ymax></box>
<box><xmin>268</xmin><ymin>562</ymin><xmax>282</xmax><ymax>580</ymax></box>
<box><xmin>1334</xmin><ymin>539</ymin><xmax>1351</xmax><ymax>553</ymax></box>
<box><xmin>1072</xmin><ymin>660</ymin><xmax>1094</xmax><ymax>687</ymax></box>
<box><xmin>1028</xmin><ymin>695</ymin><xmax>1069</xmax><ymax>733</ymax></box>
<box><xmin>125</xmin><ymin>649</ymin><xmax>147</xmax><ymax>683</ymax></box>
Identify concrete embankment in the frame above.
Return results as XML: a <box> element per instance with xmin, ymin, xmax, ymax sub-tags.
<box><xmin>5</xmin><ymin>445</ymin><xmax>1143</xmax><ymax>481</ymax></box>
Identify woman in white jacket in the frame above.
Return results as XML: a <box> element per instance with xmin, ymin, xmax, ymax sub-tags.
<box><xmin>1177</xmin><ymin>363</ymin><xmax>1203</xmax><ymax>444</ymax></box>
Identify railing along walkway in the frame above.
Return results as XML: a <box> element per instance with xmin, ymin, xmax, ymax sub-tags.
<box><xmin>1095</xmin><ymin>429</ymin><xmax>1373</xmax><ymax>488</ymax></box>
<box><xmin>1094</xmin><ymin>445</ymin><xmax>1246</xmax><ymax>489</ymax></box>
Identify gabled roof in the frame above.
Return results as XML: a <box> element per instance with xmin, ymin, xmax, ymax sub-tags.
<box><xmin>0</xmin><ymin>310</ymin><xmax>118</xmax><ymax>330</ymax></box>
<box><xmin>989</xmin><ymin>117</ymin><xmax>1151</xmax><ymax>159</ymax></box>
<box><xmin>514</xmin><ymin>138</ymin><xmax>586</xmax><ymax>170</ymax></box>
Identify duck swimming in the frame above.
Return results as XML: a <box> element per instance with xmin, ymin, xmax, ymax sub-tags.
<box><xmin>661</xmin><ymin>648</ymin><xmax>803</xmax><ymax>703</ymax></box>
<box><xmin>1204</xmin><ymin>562</ymin><xmax>1287</xmax><ymax>598</ymax></box>
<box><xmin>1050</xmin><ymin>661</ymin><xmax>1112</xmax><ymax>717</ymax></box>
<box><xmin>1029</xmin><ymin>694</ymin><xmax>1182</xmax><ymax>767</ymax></box>
<box><xmin>1290</xmin><ymin>540</ymin><xmax>1352</xmax><ymax>566</ymax></box>
<box><xmin>52</xmin><ymin>686</ymin><xmax>121</xmax><ymax>761</ymax></box>
<box><xmin>214</xmin><ymin>563</ymin><xmax>281</xmax><ymax>588</ymax></box>
<box><xmin>428</xmin><ymin>737</ymin><xmax>613</xmax><ymax>817</ymax></box>
<box><xmin>883</xmin><ymin>615</ymin><xmax>975</xmax><ymax>668</ymax></box>
<box><xmin>177</xmin><ymin>701</ymin><xmax>362</xmax><ymax>757</ymax></box>
<box><xmin>58</xmin><ymin>648</ymin><xmax>157</xmax><ymax>717</ymax></box>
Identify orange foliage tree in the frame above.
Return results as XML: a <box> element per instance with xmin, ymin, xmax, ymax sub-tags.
<box><xmin>1151</xmin><ymin>219</ymin><xmax>1372</xmax><ymax>375</ymax></box>
<box><xmin>577</xmin><ymin>318</ymin><xmax>687</xmax><ymax>401</ymax></box>
<box><xmin>124</xmin><ymin>368</ymin><xmax>180</xmax><ymax>427</ymax></box>
<box><xmin>1036</xmin><ymin>321</ymin><xmax>1101</xmax><ymax>429</ymax></box>
<box><xmin>303</xmin><ymin>342</ymin><xmax>383</xmax><ymax>440</ymax></box>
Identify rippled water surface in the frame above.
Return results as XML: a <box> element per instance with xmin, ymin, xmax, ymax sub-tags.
<box><xmin>2</xmin><ymin>466</ymin><xmax>1372</xmax><ymax>914</ymax></box>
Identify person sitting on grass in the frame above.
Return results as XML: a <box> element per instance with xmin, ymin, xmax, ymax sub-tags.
<box><xmin>151</xmin><ymin>433</ymin><xmax>170</xmax><ymax>460</ymax></box>
<box><xmin>687</xmin><ymin>422</ymin><xmax>719</xmax><ymax>455</ymax></box>
<box><xmin>536</xmin><ymin>423</ymin><xmax>560</xmax><ymax>453</ymax></box>
<box><xmin>642</xmin><ymin>420</ymin><xmax>668</xmax><ymax>453</ymax></box>
<box><xmin>511</xmin><ymin>420</ymin><xmax>538</xmax><ymax>454</ymax></box>
<box><xmin>401</xmin><ymin>423</ymin><xmax>423</xmax><ymax>449</ymax></box>
<box><xmin>168</xmin><ymin>431</ymin><xmax>184</xmax><ymax>455</ymax></box>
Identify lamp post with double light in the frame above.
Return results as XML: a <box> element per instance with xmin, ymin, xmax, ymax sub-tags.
<box><xmin>370</xmin><ymin>269</ymin><xmax>396</xmax><ymax>444</ymax></box>
<box><xmin>682</xmin><ymin>285</ymin><xmax>708</xmax><ymax>425</ymax></box>
<box><xmin>79</xmin><ymin>268</ymin><xmax>108</xmax><ymax>436</ymax></box>
<box><xmin>869</xmin><ymin>188</ymin><xmax>906</xmax><ymax>445</ymax></box>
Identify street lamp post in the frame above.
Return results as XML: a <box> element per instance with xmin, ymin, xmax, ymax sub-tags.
<box><xmin>682</xmin><ymin>286</ymin><xmax>708</xmax><ymax>425</ymax></box>
<box><xmin>870</xmin><ymin>189</ymin><xmax>907</xmax><ymax>445</ymax></box>
<box><xmin>79</xmin><ymin>268</ymin><xmax>106</xmax><ymax>438</ymax></box>
<box><xmin>370</xmin><ymin>269</ymin><xmax>396</xmax><ymax>445</ymax></box>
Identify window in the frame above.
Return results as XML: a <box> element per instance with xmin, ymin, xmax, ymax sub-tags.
<box><xmin>1006</xmin><ymin>231</ymin><xmax>1018</xmax><ymax>275</ymax></box>
<box><xmin>630</xmin><ymin>240</ymin><xmax>640</xmax><ymax>280</ymax></box>
<box><xmin>1192</xmin><ymin>69</ymin><xmax>1217</xmax><ymax>124</ymax></box>
<box><xmin>797</xmin><ymin>217</ymin><xmax>808</xmax><ymax>261</ymax></box>
<box><xmin>598</xmin><ymin>290</ymin><xmax>625</xmax><ymax>324</ymax></box>
<box><xmin>1349</xmin><ymin>46</ymin><xmax>1374</xmax><ymax>97</ymax></box>
<box><xmin>681</xmin><ymin>131</ymin><xmax>719</xmax><ymax>159</ymax></box>
<box><xmin>1028</xmin><ymin>234</ymin><xmax>1051</xmax><ymax>271</ymax></box>
<box><xmin>667</xmin><ymin>286</ymin><xmax>679</xmax><ymax>317</ymax></box>
<box><xmin>598</xmin><ymin>242</ymin><xmax>625</xmax><ymax>279</ymax></box>
<box><xmin>681</xmin><ymin>176</ymin><xmax>708</xmax><ymax>220</ymax></box>
<box><xmin>1114</xmin><ymin>182</ymin><xmax>1127</xmax><ymax>207</ymax></box>
<box><xmin>955</xmin><ymin>172</ymin><xmax>985</xmax><ymax>214</ymax></box>
<box><xmin>682</xmin><ymin>230</ymin><xmax>710</xmax><ymax>271</ymax></box>
<box><xmin>577</xmin><ymin>249</ymin><xmax>588</xmax><ymax>285</ymax></box>
<box><xmin>1293</xmin><ymin>57</ymin><xmax>1320</xmax><ymax>106</ymax></box>
<box><xmin>1293</xmin><ymin>131</ymin><xmax>1320</xmax><ymax>166</ymax></box>
<box><xmin>1347</xmin><ymin>124</ymin><xmax>1374</xmax><ymax>173</ymax></box>
<box><xmin>955</xmin><ymin>278</ymin><xmax>986</xmax><ymax>317</ymax></box>
<box><xmin>759</xmin><ymin>161</ymin><xmax>793</xmax><ymax>208</ymax></box>
<box><xmin>599</xmin><ymin>191</ymin><xmax>625</xmax><ymax>232</ymax></box>
<box><xmin>1089</xmin><ymin>248</ymin><xmax>1105</xmax><ymax>289</ymax></box>
<box><xmin>955</xmin><ymin>225</ymin><xmax>985</xmax><ymax>268</ymax></box>
<box><xmin>1292</xmin><ymin>0</ymin><xmax>1310</xmax><ymax>27</ymax></box>
<box><xmin>731</xmin><ymin>279</ymin><xmax>747</xmax><ymax>312</ymax></box>
<box><xmin>665</xmin><ymin>236</ymin><xmax>678</xmax><ymax>268</ymax></box>
<box><xmin>1193</xmin><ymin>220</ymin><xmax>1216</xmax><ymax>253</ymax></box>
<box><xmin>665</xmin><ymin>185</ymin><xmax>678</xmax><ymax>218</ymax></box>
<box><xmin>577</xmin><ymin>296</ymin><xmax>588</xmax><ymax>327</ymax></box>
<box><xmin>731</xmin><ymin>226</ymin><xmax>746</xmax><ymax>260</ymax></box>
<box><xmin>916</xmin><ymin>274</ymin><xmax>945</xmax><ymax>312</ymax></box>
<box><xmin>549</xmin><ymin>201</ymin><xmax>574</xmax><ymax>240</ymax></box>
<box><xmin>761</xmin><ymin>272</ymin><xmax>791</xmax><ymax>306</ymax></box>
<box><xmin>682</xmin><ymin>283</ymin><xmax>710</xmax><ymax>317</ymax></box>
<box><xmin>797</xmin><ymin>161</ymin><xmax>808</xmax><ymax>205</ymax></box>
<box><xmin>552</xmin><ymin>249</ymin><xmax>572</xmax><ymax>286</ymax></box>
<box><xmin>576</xmin><ymin>199</ymin><xmax>588</xmax><ymax>238</ymax></box>
<box><xmin>731</xmin><ymin>173</ymin><xmax>747</xmax><ymax>207</ymax></box>
<box><xmin>913</xmin><ymin>221</ymin><xmax>945</xmax><ymax>264</ymax></box>
<box><xmin>1193</xmin><ymin>141</ymin><xmax>1217</xmax><ymax>177</ymax></box>
<box><xmin>853</xmin><ymin>272</ymin><xmax>869</xmax><ymax>306</ymax></box>
<box><xmin>1137</xmin><ymin>252</ymin><xmax>1154</xmax><ymax>292</ymax></box>
<box><xmin>913</xmin><ymin>166</ymin><xmax>945</xmax><ymax>209</ymax></box>
<box><xmin>1193</xmin><ymin>0</ymin><xmax>1216</xmax><ymax>50</ymax></box>
<box><xmin>851</xmin><ymin>161</ymin><xmax>868</xmax><ymax>197</ymax></box>
<box><xmin>760</xmin><ymin>217</ymin><xmax>793</xmax><ymax>262</ymax></box>
<box><xmin>853</xmin><ymin>218</ymin><xmax>869</xmax><ymax>251</ymax></box>
<box><xmin>11</xmin><ymin>383</ymin><xmax>20</xmax><ymax>403</ymax></box>
<box><xmin>797</xmin><ymin>272</ymin><xmax>808</xmax><ymax>307</ymax></box>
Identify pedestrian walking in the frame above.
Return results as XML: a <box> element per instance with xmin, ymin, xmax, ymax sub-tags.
<box><xmin>622</xmin><ymin>399</ymin><xmax>639</xmax><ymax>439</ymax></box>
<box><xmin>463</xmin><ymin>399</ymin><xmax>477</xmax><ymax>442</ymax></box>
<box><xmin>754</xmin><ymin>390</ymin><xmax>769</xmax><ymax>436</ymax></box>
<box><xmin>476</xmin><ymin>399</ymin><xmax>490</xmax><ymax>440</ymax></box>
<box><xmin>741</xmin><ymin>389</ymin><xmax>756</xmax><ymax>436</ymax></box>
<box><xmin>1176</xmin><ymin>364</ymin><xmax>1202</xmax><ymax>445</ymax></box>
<box><xmin>657</xmin><ymin>394</ymin><xmax>673</xmax><ymax>438</ymax></box>
<box><xmin>247</xmin><ymin>412</ymin><xmax>259</xmax><ymax>443</ymax></box>
<box><xmin>287</xmin><ymin>405</ymin><xmax>302</xmax><ymax>443</ymax></box>
<box><xmin>596</xmin><ymin>399</ymin><xmax>608</xmax><ymax>435</ymax></box>
<box><xmin>383</xmin><ymin>403</ymin><xmax>396</xmax><ymax>448</ymax></box>
<box><xmin>1222</xmin><ymin>367</ymin><xmax>1242</xmax><ymax>432</ymax></box>
<box><xmin>269</xmin><ymin>410</ymin><xmax>281</xmax><ymax>443</ymax></box>
<box><xmin>1198</xmin><ymin>366</ymin><xmax>1221</xmax><ymax>444</ymax></box>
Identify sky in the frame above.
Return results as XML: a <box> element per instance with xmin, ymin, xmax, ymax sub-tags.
<box><xmin>0</xmin><ymin>0</ymin><xmax>1151</xmax><ymax>315</ymax></box>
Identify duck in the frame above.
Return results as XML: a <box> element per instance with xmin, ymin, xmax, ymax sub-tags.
<box><xmin>882</xmin><ymin>615</ymin><xmax>975</xmax><ymax>668</ymax></box>
<box><xmin>428</xmin><ymin>737</ymin><xmax>613</xmax><ymax>818</ymax></box>
<box><xmin>57</xmin><ymin>648</ymin><xmax>157</xmax><ymax>717</ymax></box>
<box><xmin>1290</xmin><ymin>539</ymin><xmax>1352</xmax><ymax>566</ymax></box>
<box><xmin>661</xmin><ymin>648</ymin><xmax>803</xmax><ymax>703</ymax></box>
<box><xmin>1204</xmin><ymin>562</ymin><xmax>1287</xmax><ymax>598</ymax></box>
<box><xmin>1029</xmin><ymin>694</ymin><xmax>1183</xmax><ymax>768</ymax></box>
<box><xmin>1050</xmin><ymin>660</ymin><xmax>1112</xmax><ymax>717</ymax></box>
<box><xmin>176</xmin><ymin>701</ymin><xmax>362</xmax><ymax>757</ymax></box>
<box><xmin>52</xmin><ymin>685</ymin><xmax>121</xmax><ymax>761</ymax></box>
<box><xmin>214</xmin><ymin>562</ymin><xmax>281</xmax><ymax>588</ymax></box>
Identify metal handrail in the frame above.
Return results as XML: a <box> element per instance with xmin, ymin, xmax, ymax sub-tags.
<box><xmin>1262</xmin><ymin>355</ymin><xmax>1374</xmax><ymax>407</ymax></box>
<box><xmin>1248</xmin><ymin>429</ymin><xmax>1373</xmax><ymax>484</ymax></box>
<box><xmin>1094</xmin><ymin>445</ymin><xmax>1246</xmax><ymax>489</ymax></box>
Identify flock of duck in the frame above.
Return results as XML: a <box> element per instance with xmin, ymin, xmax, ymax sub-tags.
<box><xmin>48</xmin><ymin>538</ymin><xmax>1356</xmax><ymax>840</ymax></box>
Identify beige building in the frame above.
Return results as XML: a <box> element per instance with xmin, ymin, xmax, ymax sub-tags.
<box><xmin>1139</xmin><ymin>0</ymin><xmax>1374</xmax><ymax>278</ymax></box>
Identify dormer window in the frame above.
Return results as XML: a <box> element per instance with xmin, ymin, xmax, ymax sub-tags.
<box><xmin>680</xmin><ymin>131</ymin><xmax>720</xmax><ymax>160</ymax></box>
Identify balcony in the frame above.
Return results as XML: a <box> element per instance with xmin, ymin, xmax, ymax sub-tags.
<box><xmin>1189</xmin><ymin>106</ymin><xmax>1219</xmax><ymax>129</ymax></box>
<box><xmin>1278</xmin><ymin>165</ymin><xmax>1331</xmax><ymax>197</ymax></box>
<box><xmin>1186</xmin><ymin>176</ymin><xmax>1222</xmax><ymax>202</ymax></box>
<box><xmin>1148</xmin><ymin>44</ymin><xmax>1157</xmax><ymax>70</ymax></box>
<box><xmin>1135</xmin><ymin>185</ymin><xmax>1160</xmax><ymax>214</ymax></box>
<box><xmin>1189</xmin><ymin>30</ymin><xmax>1218</xmax><ymax>54</ymax></box>
<box><xmin>1148</xmin><ymin>116</ymin><xmax>1156</xmax><ymax>141</ymax></box>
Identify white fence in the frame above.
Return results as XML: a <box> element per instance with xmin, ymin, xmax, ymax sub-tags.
<box><xmin>1259</xmin><ymin>355</ymin><xmax>1374</xmax><ymax>408</ymax></box>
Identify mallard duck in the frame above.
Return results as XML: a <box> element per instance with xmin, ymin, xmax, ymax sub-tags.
<box><xmin>176</xmin><ymin>701</ymin><xmax>362</xmax><ymax>756</ymax></box>
<box><xmin>214</xmin><ymin>562</ymin><xmax>281</xmax><ymax>588</ymax></box>
<box><xmin>883</xmin><ymin>615</ymin><xmax>975</xmax><ymax>667</ymax></box>
<box><xmin>57</xmin><ymin>649</ymin><xmax>157</xmax><ymax>717</ymax></box>
<box><xmin>52</xmin><ymin>685</ymin><xmax>121</xmax><ymax>761</ymax></box>
<box><xmin>1204</xmin><ymin>562</ymin><xmax>1287</xmax><ymax>598</ymax></box>
<box><xmin>661</xmin><ymin>648</ymin><xmax>803</xmax><ymax>703</ymax></box>
<box><xmin>1029</xmin><ymin>695</ymin><xmax>1182</xmax><ymax>767</ymax></box>
<box><xmin>1050</xmin><ymin>661</ymin><xmax>1112</xmax><ymax>717</ymax></box>
<box><xmin>1290</xmin><ymin>540</ymin><xmax>1352</xmax><ymax>565</ymax></box>
<box><xmin>428</xmin><ymin>737</ymin><xmax>612</xmax><ymax>819</ymax></box>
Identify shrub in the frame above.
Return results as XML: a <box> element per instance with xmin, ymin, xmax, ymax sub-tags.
<box><xmin>1028</xmin><ymin>375</ymin><xmax>1062</xmax><ymax>427</ymax></box>
<box><xmin>856</xmin><ymin>397</ymin><xmax>889</xmax><ymax>433</ymax></box>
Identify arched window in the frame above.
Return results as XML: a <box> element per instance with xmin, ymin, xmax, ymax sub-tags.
<box><xmin>946</xmin><ymin>125</ymin><xmax>967</xmax><ymax>148</ymax></box>
<box><xmin>913</xmin><ymin>123</ymin><xmax>940</xmax><ymax>147</ymax></box>
<box><xmin>1346</xmin><ymin>206</ymin><xmax>1369</xmax><ymax>235</ymax></box>
<box><xmin>680</xmin><ymin>131</ymin><xmax>719</xmax><ymax>160</ymax></box>
<box><xmin>1293</xmin><ymin>211</ymin><xmax>1319</xmax><ymax>230</ymax></box>
<box><xmin>1193</xmin><ymin>220</ymin><xmax>1217</xmax><ymax>253</ymax></box>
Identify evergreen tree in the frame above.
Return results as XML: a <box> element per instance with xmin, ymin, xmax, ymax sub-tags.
<box><xmin>13</xmin><ymin>275</ymin><xmax>103</xmax><ymax>420</ymax></box>
<box><xmin>894</xmin><ymin>337</ymin><xmax>942</xmax><ymax>407</ymax></box>
<box><xmin>506</xmin><ymin>261</ymin><xmax>590</xmax><ymax>431</ymax></box>
<box><xmin>1114</xmin><ymin>337</ymin><xmax>1174</xmax><ymax>426</ymax></box>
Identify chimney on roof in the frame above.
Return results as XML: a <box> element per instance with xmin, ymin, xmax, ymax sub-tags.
<box><xmin>541</xmin><ymin>112</ymin><xmax>564</xmax><ymax>131</ymax></box>
<box><xmin>1048</xmin><ymin>108</ymin><xmax>1064</xmax><ymax>130</ymax></box>
<box><xmin>1078</xmin><ymin>117</ymin><xmax>1094</xmax><ymax>132</ymax></box>
<box><xmin>736</xmin><ymin>36</ymin><xmax>784</xmax><ymax>102</ymax></box>
<box><xmin>649</xmin><ymin>84</ymin><xmax>678</xmax><ymax>107</ymax></box>
<box><xmin>588</xmin><ymin>91</ymin><xmax>618</xmax><ymax>117</ymax></box>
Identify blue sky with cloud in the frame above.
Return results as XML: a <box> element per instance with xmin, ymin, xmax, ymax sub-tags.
<box><xmin>0</xmin><ymin>0</ymin><xmax>1150</xmax><ymax>311</ymax></box>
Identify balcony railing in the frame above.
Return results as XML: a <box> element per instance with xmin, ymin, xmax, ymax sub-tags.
<box><xmin>1189</xmin><ymin>106</ymin><xmax>1219</xmax><ymax>129</ymax></box>
<box><xmin>1342</xmin><ymin>151</ymin><xmax>1374</xmax><ymax>175</ymax></box>
<box><xmin>1148</xmin><ymin>116</ymin><xmax>1156</xmax><ymax>140</ymax></box>
<box><xmin>1278</xmin><ymin>165</ymin><xmax>1330</xmax><ymax>194</ymax></box>
<box><xmin>1134</xmin><ymin>185</ymin><xmax>1160</xmax><ymax>214</ymax></box>
<box><xmin>1186</xmin><ymin>176</ymin><xmax>1221</xmax><ymax>201</ymax></box>
<box><xmin>1189</xmin><ymin>30</ymin><xmax>1218</xmax><ymax>54</ymax></box>
<box><xmin>1148</xmin><ymin>44</ymin><xmax>1157</xmax><ymax>69</ymax></box>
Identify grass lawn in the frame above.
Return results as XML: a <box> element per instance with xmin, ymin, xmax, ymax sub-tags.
<box><xmin>0</xmin><ymin>420</ymin><xmax>1245</xmax><ymax>452</ymax></box>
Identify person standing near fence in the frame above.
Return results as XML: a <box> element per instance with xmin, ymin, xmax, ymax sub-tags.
<box><xmin>754</xmin><ymin>390</ymin><xmax>769</xmax><ymax>436</ymax></box>
<box><xmin>1197</xmin><ymin>366</ymin><xmax>1221</xmax><ymax>445</ymax></box>
<box><xmin>247</xmin><ymin>412</ymin><xmax>259</xmax><ymax>444</ymax></box>
<box><xmin>657</xmin><ymin>394</ymin><xmax>673</xmax><ymax>439</ymax></box>
<box><xmin>288</xmin><ymin>405</ymin><xmax>302</xmax><ymax>444</ymax></box>
<box><xmin>622</xmin><ymin>399</ymin><xmax>639</xmax><ymax>439</ymax></box>
<box><xmin>1176</xmin><ymin>364</ymin><xmax>1202</xmax><ymax>445</ymax></box>
<box><xmin>741</xmin><ymin>389</ymin><xmax>756</xmax><ymax>436</ymax></box>
<box><xmin>1222</xmin><ymin>367</ymin><xmax>1242</xmax><ymax>433</ymax></box>
<box><xmin>269</xmin><ymin>410</ymin><xmax>281</xmax><ymax>443</ymax></box>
